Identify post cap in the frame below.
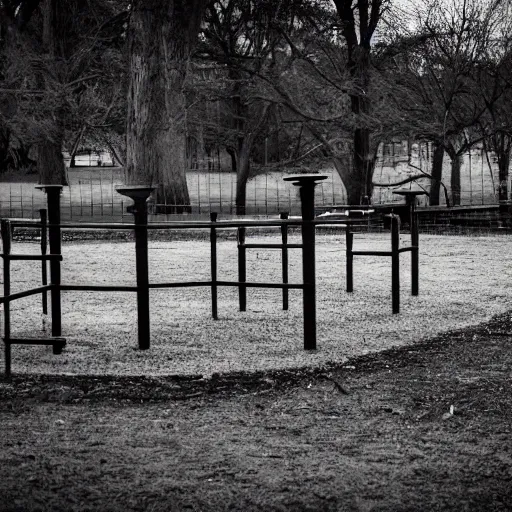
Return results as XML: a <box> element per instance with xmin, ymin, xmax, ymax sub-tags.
<box><xmin>283</xmin><ymin>174</ymin><xmax>328</xmax><ymax>187</ymax></box>
<box><xmin>392</xmin><ymin>189</ymin><xmax>428</xmax><ymax>197</ymax></box>
<box><xmin>115</xmin><ymin>185</ymin><xmax>155</xmax><ymax>202</ymax></box>
<box><xmin>35</xmin><ymin>185</ymin><xmax>64</xmax><ymax>192</ymax></box>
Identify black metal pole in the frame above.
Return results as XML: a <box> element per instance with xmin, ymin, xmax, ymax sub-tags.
<box><xmin>133</xmin><ymin>198</ymin><xmax>150</xmax><ymax>349</ymax></box>
<box><xmin>237</xmin><ymin>226</ymin><xmax>246</xmax><ymax>311</ymax></box>
<box><xmin>390</xmin><ymin>214</ymin><xmax>400</xmax><ymax>314</ymax></box>
<box><xmin>300</xmin><ymin>185</ymin><xmax>317</xmax><ymax>349</ymax></box>
<box><xmin>410</xmin><ymin>198</ymin><xmax>419</xmax><ymax>296</ymax></box>
<box><xmin>280</xmin><ymin>212</ymin><xmax>289</xmax><ymax>310</ymax></box>
<box><xmin>210</xmin><ymin>212</ymin><xmax>218</xmax><ymax>320</ymax></box>
<box><xmin>1</xmin><ymin>220</ymin><xmax>12</xmax><ymax>377</ymax></box>
<box><xmin>42</xmin><ymin>186</ymin><xmax>62</xmax><ymax>337</ymax></box>
<box><xmin>346</xmin><ymin>229</ymin><xmax>353</xmax><ymax>293</ymax></box>
<box><xmin>39</xmin><ymin>209</ymin><xmax>48</xmax><ymax>315</ymax></box>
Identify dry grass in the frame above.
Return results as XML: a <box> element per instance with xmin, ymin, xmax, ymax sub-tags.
<box><xmin>3</xmin><ymin>232</ymin><xmax>512</xmax><ymax>377</ymax></box>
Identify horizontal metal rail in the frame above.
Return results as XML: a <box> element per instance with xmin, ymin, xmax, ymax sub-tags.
<box><xmin>242</xmin><ymin>243</ymin><xmax>303</xmax><ymax>249</ymax></box>
<box><xmin>351</xmin><ymin>250</ymin><xmax>393</xmax><ymax>257</ymax></box>
<box><xmin>37</xmin><ymin>219</ymin><xmax>353</xmax><ymax>230</ymax></box>
<box><xmin>216</xmin><ymin>280</ymin><xmax>304</xmax><ymax>289</ymax></box>
<box><xmin>0</xmin><ymin>285</ymin><xmax>53</xmax><ymax>304</ymax></box>
<box><xmin>1</xmin><ymin>254</ymin><xmax>63</xmax><ymax>261</ymax></box>
<box><xmin>59</xmin><ymin>284</ymin><xmax>138</xmax><ymax>292</ymax></box>
<box><xmin>398</xmin><ymin>246</ymin><xmax>417</xmax><ymax>253</ymax></box>
<box><xmin>149</xmin><ymin>281</ymin><xmax>211</xmax><ymax>289</ymax></box>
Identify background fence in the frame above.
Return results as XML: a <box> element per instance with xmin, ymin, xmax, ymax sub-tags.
<box><xmin>0</xmin><ymin>147</ymin><xmax>505</xmax><ymax>221</ymax></box>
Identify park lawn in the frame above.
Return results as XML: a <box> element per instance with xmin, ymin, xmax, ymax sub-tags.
<box><xmin>2</xmin><ymin>231</ymin><xmax>511</xmax><ymax>377</ymax></box>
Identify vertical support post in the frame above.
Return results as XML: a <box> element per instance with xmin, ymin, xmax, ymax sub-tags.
<box><xmin>392</xmin><ymin>189</ymin><xmax>426</xmax><ymax>297</ymax></box>
<box><xmin>1</xmin><ymin>220</ymin><xmax>12</xmax><ymax>377</ymax></box>
<box><xmin>346</xmin><ymin>229</ymin><xmax>353</xmax><ymax>293</ymax></box>
<box><xmin>39</xmin><ymin>209</ymin><xmax>48</xmax><ymax>315</ymax></box>
<box><xmin>280</xmin><ymin>212</ymin><xmax>289</xmax><ymax>310</ymax></box>
<box><xmin>237</xmin><ymin>226</ymin><xmax>246</xmax><ymax>311</ymax></box>
<box><xmin>284</xmin><ymin>174</ymin><xmax>327</xmax><ymax>351</ymax></box>
<box><xmin>133</xmin><ymin>198</ymin><xmax>150</xmax><ymax>349</ymax></box>
<box><xmin>390</xmin><ymin>214</ymin><xmax>400</xmax><ymax>314</ymax></box>
<box><xmin>210</xmin><ymin>212</ymin><xmax>218</xmax><ymax>320</ymax></box>
<box><xmin>410</xmin><ymin>198</ymin><xmax>419</xmax><ymax>296</ymax></box>
<box><xmin>37</xmin><ymin>186</ymin><xmax>63</xmax><ymax>337</ymax></box>
<box><xmin>115</xmin><ymin>186</ymin><xmax>154</xmax><ymax>350</ymax></box>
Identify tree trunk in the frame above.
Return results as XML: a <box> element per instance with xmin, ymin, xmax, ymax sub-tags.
<box><xmin>498</xmin><ymin>152</ymin><xmax>510</xmax><ymax>202</ymax></box>
<box><xmin>126</xmin><ymin>0</ymin><xmax>206</xmax><ymax>214</ymax></box>
<box><xmin>447</xmin><ymin>150</ymin><xmax>462</xmax><ymax>206</ymax></box>
<box><xmin>495</xmin><ymin>133</ymin><xmax>511</xmax><ymax>202</ymax></box>
<box><xmin>429</xmin><ymin>142</ymin><xmax>444</xmax><ymax>206</ymax></box>
<box><xmin>37</xmin><ymin>139</ymin><xmax>67</xmax><ymax>184</ymax></box>
<box><xmin>235</xmin><ymin>142</ymin><xmax>251</xmax><ymax>215</ymax></box>
<box><xmin>36</xmin><ymin>0</ymin><xmax>67</xmax><ymax>185</ymax></box>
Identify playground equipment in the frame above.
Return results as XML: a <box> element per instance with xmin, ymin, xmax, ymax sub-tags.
<box><xmin>0</xmin><ymin>177</ymin><xmax>426</xmax><ymax>377</ymax></box>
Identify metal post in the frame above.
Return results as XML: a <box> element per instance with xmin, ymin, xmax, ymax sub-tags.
<box><xmin>346</xmin><ymin>229</ymin><xmax>353</xmax><ymax>293</ymax></box>
<box><xmin>133</xmin><ymin>198</ymin><xmax>150</xmax><ymax>349</ymax></box>
<box><xmin>410</xmin><ymin>198</ymin><xmax>419</xmax><ymax>296</ymax></box>
<box><xmin>210</xmin><ymin>212</ymin><xmax>218</xmax><ymax>320</ymax></box>
<box><xmin>39</xmin><ymin>209</ymin><xmax>48</xmax><ymax>315</ymax></box>
<box><xmin>392</xmin><ymin>190</ymin><xmax>427</xmax><ymax>297</ymax></box>
<box><xmin>1</xmin><ymin>220</ymin><xmax>12</xmax><ymax>377</ymax></box>
<box><xmin>37</xmin><ymin>186</ymin><xmax>63</xmax><ymax>337</ymax></box>
<box><xmin>284</xmin><ymin>174</ymin><xmax>327</xmax><ymax>351</ymax></box>
<box><xmin>237</xmin><ymin>226</ymin><xmax>247</xmax><ymax>311</ymax></box>
<box><xmin>280</xmin><ymin>212</ymin><xmax>289</xmax><ymax>310</ymax></box>
<box><xmin>390</xmin><ymin>214</ymin><xmax>400</xmax><ymax>314</ymax></box>
<box><xmin>116</xmin><ymin>186</ymin><xmax>154</xmax><ymax>350</ymax></box>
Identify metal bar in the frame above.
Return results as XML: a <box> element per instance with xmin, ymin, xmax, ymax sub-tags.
<box><xmin>8</xmin><ymin>337</ymin><xmax>66</xmax><ymax>346</ymax></box>
<box><xmin>1</xmin><ymin>219</ymin><xmax>12</xmax><ymax>377</ymax></box>
<box><xmin>237</xmin><ymin>227</ymin><xmax>246</xmax><ymax>311</ymax></box>
<box><xmin>0</xmin><ymin>285</ymin><xmax>54</xmax><ymax>304</ymax></box>
<box><xmin>59</xmin><ymin>284</ymin><xmax>138</xmax><ymax>292</ymax></box>
<box><xmin>346</xmin><ymin>230</ymin><xmax>353</xmax><ymax>293</ymax></box>
<box><xmin>398</xmin><ymin>247</ymin><xmax>417</xmax><ymax>254</ymax></box>
<box><xmin>280</xmin><ymin>212</ymin><xmax>289</xmax><ymax>310</ymax></box>
<box><xmin>391</xmin><ymin>215</ymin><xmax>400</xmax><ymax>314</ymax></box>
<box><xmin>42</xmin><ymin>219</ymin><xmax>356</xmax><ymax>230</ymax></box>
<box><xmin>149</xmin><ymin>281</ymin><xmax>212</xmax><ymax>289</ymax></box>
<box><xmin>6</xmin><ymin>220</ymin><xmax>42</xmax><ymax>227</ymax></box>
<box><xmin>351</xmin><ymin>250</ymin><xmax>393</xmax><ymax>257</ymax></box>
<box><xmin>1</xmin><ymin>254</ymin><xmax>63</xmax><ymax>261</ymax></box>
<box><xmin>216</xmin><ymin>281</ymin><xmax>304</xmax><ymax>289</ymax></box>
<box><xmin>40</xmin><ymin>209</ymin><xmax>48</xmax><ymax>315</ymax></box>
<box><xmin>46</xmin><ymin>187</ymin><xmax>62</xmax><ymax>337</ymax></box>
<box><xmin>243</xmin><ymin>243</ymin><xmax>303</xmax><ymax>249</ymax></box>
<box><xmin>210</xmin><ymin>212</ymin><xmax>218</xmax><ymax>320</ymax></box>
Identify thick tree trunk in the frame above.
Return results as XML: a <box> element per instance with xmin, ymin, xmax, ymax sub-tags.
<box><xmin>429</xmin><ymin>142</ymin><xmax>444</xmax><ymax>206</ymax></box>
<box><xmin>36</xmin><ymin>0</ymin><xmax>67</xmax><ymax>185</ymax></box>
<box><xmin>37</xmin><ymin>139</ymin><xmax>67</xmax><ymax>184</ymax></box>
<box><xmin>125</xmin><ymin>0</ymin><xmax>206</xmax><ymax>214</ymax></box>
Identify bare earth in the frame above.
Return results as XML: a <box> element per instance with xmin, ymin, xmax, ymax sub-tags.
<box><xmin>0</xmin><ymin>313</ymin><xmax>511</xmax><ymax>511</ymax></box>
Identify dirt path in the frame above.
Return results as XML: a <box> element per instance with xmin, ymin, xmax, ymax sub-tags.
<box><xmin>1</xmin><ymin>314</ymin><xmax>511</xmax><ymax>511</ymax></box>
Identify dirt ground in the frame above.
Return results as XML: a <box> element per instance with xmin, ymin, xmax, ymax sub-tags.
<box><xmin>0</xmin><ymin>313</ymin><xmax>511</xmax><ymax>511</ymax></box>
